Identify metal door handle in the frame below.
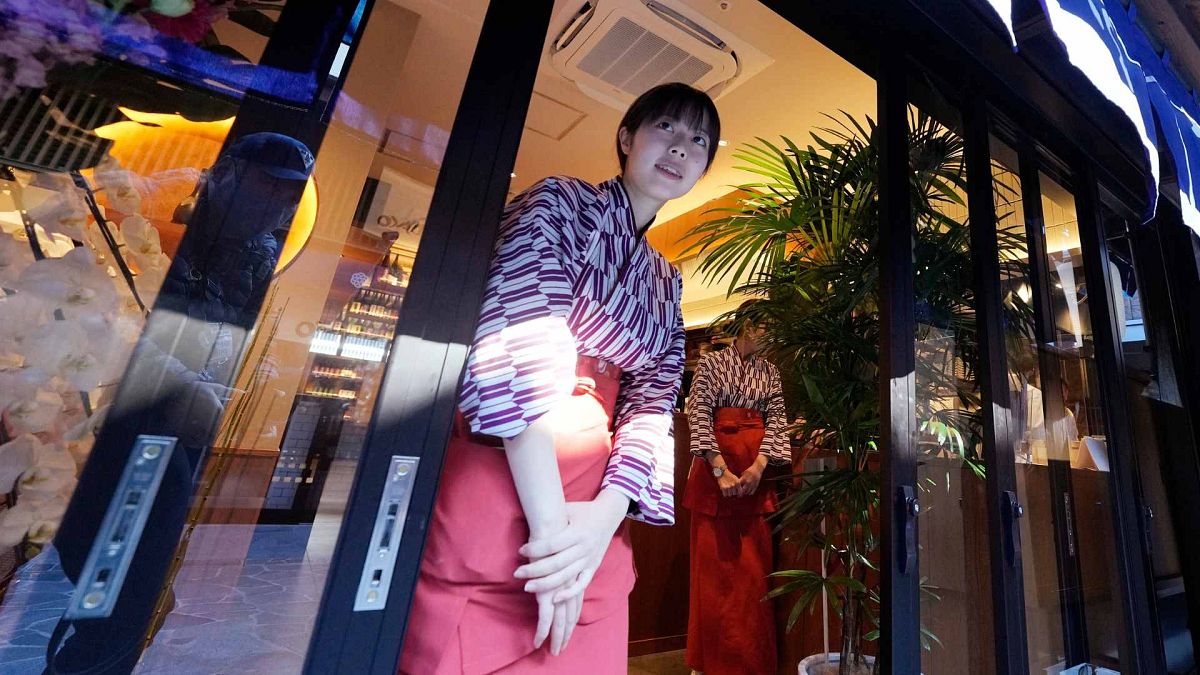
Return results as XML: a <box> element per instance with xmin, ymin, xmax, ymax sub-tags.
<box><xmin>1003</xmin><ymin>490</ymin><xmax>1024</xmax><ymax>567</ymax></box>
<box><xmin>898</xmin><ymin>486</ymin><xmax>919</xmax><ymax>575</ymax></box>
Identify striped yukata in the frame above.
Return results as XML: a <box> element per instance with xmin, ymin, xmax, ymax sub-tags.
<box><xmin>400</xmin><ymin>175</ymin><xmax>684</xmax><ymax>674</ymax></box>
<box><xmin>686</xmin><ymin>346</ymin><xmax>790</xmax><ymax>466</ymax></box>
<box><xmin>682</xmin><ymin>346</ymin><xmax>790</xmax><ymax>675</ymax></box>
<box><xmin>459</xmin><ymin>174</ymin><xmax>684</xmax><ymax>525</ymax></box>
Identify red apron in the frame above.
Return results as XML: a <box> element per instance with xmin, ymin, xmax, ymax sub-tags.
<box><xmin>682</xmin><ymin>407</ymin><xmax>777</xmax><ymax>675</ymax></box>
<box><xmin>399</xmin><ymin>357</ymin><xmax>634</xmax><ymax>675</ymax></box>
<box><xmin>681</xmin><ymin>407</ymin><xmax>776</xmax><ymax>517</ymax></box>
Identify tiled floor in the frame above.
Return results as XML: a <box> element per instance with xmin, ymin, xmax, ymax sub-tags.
<box><xmin>0</xmin><ymin>524</ymin><xmax>331</xmax><ymax>675</ymax></box>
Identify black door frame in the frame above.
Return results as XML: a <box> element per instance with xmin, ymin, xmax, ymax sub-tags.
<box><xmin>876</xmin><ymin>42</ymin><xmax>921</xmax><ymax>675</ymax></box>
<box><xmin>961</xmin><ymin>95</ymin><xmax>1032</xmax><ymax>675</ymax></box>
<box><xmin>303</xmin><ymin>2</ymin><xmax>555</xmax><ymax>672</ymax></box>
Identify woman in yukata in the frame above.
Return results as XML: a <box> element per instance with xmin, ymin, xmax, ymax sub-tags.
<box><xmin>398</xmin><ymin>82</ymin><xmax>721</xmax><ymax>674</ymax></box>
<box><xmin>683</xmin><ymin>300</ymin><xmax>791</xmax><ymax>675</ymax></box>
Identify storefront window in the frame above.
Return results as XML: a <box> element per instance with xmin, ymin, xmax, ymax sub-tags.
<box><xmin>904</xmin><ymin>103</ymin><xmax>995</xmax><ymax>675</ymax></box>
<box><xmin>989</xmin><ymin>137</ymin><xmax>1070</xmax><ymax>673</ymax></box>
<box><xmin>1036</xmin><ymin>170</ymin><xmax>1127</xmax><ymax>671</ymax></box>
<box><xmin>0</xmin><ymin>1</ymin><xmax>485</xmax><ymax>671</ymax></box>
<box><xmin>989</xmin><ymin>146</ymin><xmax>1131</xmax><ymax>672</ymax></box>
<box><xmin>1</xmin><ymin>0</ymin><xmax>301</xmax><ymax>628</ymax></box>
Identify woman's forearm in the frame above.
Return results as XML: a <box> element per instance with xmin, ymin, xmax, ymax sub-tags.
<box><xmin>504</xmin><ymin>414</ymin><xmax>568</xmax><ymax>541</ymax></box>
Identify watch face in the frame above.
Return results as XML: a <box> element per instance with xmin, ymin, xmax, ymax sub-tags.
<box><xmin>711</xmin><ymin>466</ymin><xmax>723</xmax><ymax>478</ymax></box>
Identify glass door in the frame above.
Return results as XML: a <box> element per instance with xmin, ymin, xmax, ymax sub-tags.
<box><xmin>0</xmin><ymin>1</ymin><xmax>512</xmax><ymax>672</ymax></box>
<box><xmin>983</xmin><ymin>132</ymin><xmax>1152</xmax><ymax>673</ymax></box>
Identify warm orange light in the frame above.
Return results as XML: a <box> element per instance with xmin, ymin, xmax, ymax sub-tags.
<box><xmin>93</xmin><ymin>108</ymin><xmax>317</xmax><ymax>273</ymax></box>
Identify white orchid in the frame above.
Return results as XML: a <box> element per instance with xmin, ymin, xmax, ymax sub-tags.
<box><xmin>0</xmin><ymin>293</ymin><xmax>51</xmax><ymax>353</ymax></box>
<box><xmin>94</xmin><ymin>164</ymin><xmax>143</xmax><ymax>215</ymax></box>
<box><xmin>121</xmin><ymin>214</ymin><xmax>161</xmax><ymax>257</ymax></box>
<box><xmin>25</xmin><ymin>518</ymin><xmax>60</xmax><ymax>546</ymax></box>
<box><xmin>0</xmin><ymin>233</ymin><xmax>34</xmax><ymax>285</ymax></box>
<box><xmin>23</xmin><ymin>315</ymin><xmax>124</xmax><ymax>392</ymax></box>
<box><xmin>3</xmin><ymin>389</ymin><xmax>65</xmax><ymax>435</ymax></box>
<box><xmin>0</xmin><ymin>502</ymin><xmax>36</xmax><ymax>547</ymax></box>
<box><xmin>27</xmin><ymin>188</ymin><xmax>90</xmax><ymax>242</ymax></box>
<box><xmin>64</xmin><ymin>433</ymin><xmax>95</xmax><ymax>472</ymax></box>
<box><xmin>16</xmin><ymin>246</ymin><xmax>118</xmax><ymax>319</ymax></box>
<box><xmin>0</xmin><ymin>434</ymin><xmax>39</xmax><ymax>493</ymax></box>
<box><xmin>0</xmin><ymin>497</ymin><xmax>68</xmax><ymax>548</ymax></box>
<box><xmin>0</xmin><ymin>367</ymin><xmax>51</xmax><ymax>413</ymax></box>
<box><xmin>18</xmin><ymin>462</ymin><xmax>77</xmax><ymax>500</ymax></box>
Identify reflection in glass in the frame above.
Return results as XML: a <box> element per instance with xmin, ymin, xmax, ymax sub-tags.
<box><xmin>0</xmin><ymin>1</ymin><xmax>485</xmax><ymax>672</ymax></box>
<box><xmin>989</xmin><ymin>139</ymin><xmax>1070</xmax><ymax>672</ymax></box>
<box><xmin>909</xmin><ymin>109</ymin><xmax>993</xmax><ymax>675</ymax></box>
<box><xmin>992</xmin><ymin>151</ymin><xmax>1128</xmax><ymax>672</ymax></box>
<box><xmin>1037</xmin><ymin>171</ymin><xmax>1126</xmax><ymax>671</ymax></box>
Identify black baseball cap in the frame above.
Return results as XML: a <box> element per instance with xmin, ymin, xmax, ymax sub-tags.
<box><xmin>224</xmin><ymin>132</ymin><xmax>314</xmax><ymax>181</ymax></box>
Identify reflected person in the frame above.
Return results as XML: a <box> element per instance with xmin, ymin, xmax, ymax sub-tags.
<box><xmin>50</xmin><ymin>132</ymin><xmax>312</xmax><ymax>675</ymax></box>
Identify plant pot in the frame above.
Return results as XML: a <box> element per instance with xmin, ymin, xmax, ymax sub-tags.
<box><xmin>798</xmin><ymin>653</ymin><xmax>876</xmax><ymax>675</ymax></box>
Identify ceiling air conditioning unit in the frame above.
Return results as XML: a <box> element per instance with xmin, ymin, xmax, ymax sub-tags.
<box><xmin>549</xmin><ymin>0</ymin><xmax>767</xmax><ymax>111</ymax></box>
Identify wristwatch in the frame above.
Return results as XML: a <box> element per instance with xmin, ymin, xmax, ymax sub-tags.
<box><xmin>711</xmin><ymin>464</ymin><xmax>726</xmax><ymax>478</ymax></box>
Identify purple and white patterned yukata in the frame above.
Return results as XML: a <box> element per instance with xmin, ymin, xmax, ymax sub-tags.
<box><xmin>458</xmin><ymin>175</ymin><xmax>685</xmax><ymax>526</ymax></box>
<box><xmin>686</xmin><ymin>347</ymin><xmax>791</xmax><ymax>465</ymax></box>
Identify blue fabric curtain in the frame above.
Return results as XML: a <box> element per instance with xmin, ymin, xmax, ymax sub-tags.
<box><xmin>976</xmin><ymin>0</ymin><xmax>1200</xmax><ymax>227</ymax></box>
<box><xmin>1039</xmin><ymin>0</ymin><xmax>1160</xmax><ymax>220</ymax></box>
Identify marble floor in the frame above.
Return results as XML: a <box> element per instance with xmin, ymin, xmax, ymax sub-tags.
<box><xmin>0</xmin><ymin>519</ymin><xmax>687</xmax><ymax>674</ymax></box>
<box><xmin>0</xmin><ymin>523</ymin><xmax>331</xmax><ymax>675</ymax></box>
<box><xmin>135</xmin><ymin>524</ymin><xmax>328</xmax><ymax>674</ymax></box>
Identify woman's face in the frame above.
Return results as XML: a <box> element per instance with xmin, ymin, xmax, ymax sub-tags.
<box><xmin>619</xmin><ymin>114</ymin><xmax>710</xmax><ymax>204</ymax></box>
<box><xmin>739</xmin><ymin>323</ymin><xmax>766</xmax><ymax>352</ymax></box>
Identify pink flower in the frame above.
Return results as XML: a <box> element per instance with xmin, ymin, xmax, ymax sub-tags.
<box><xmin>143</xmin><ymin>0</ymin><xmax>228</xmax><ymax>44</ymax></box>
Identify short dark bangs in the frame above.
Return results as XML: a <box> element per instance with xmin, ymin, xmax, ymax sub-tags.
<box><xmin>616</xmin><ymin>82</ymin><xmax>721</xmax><ymax>171</ymax></box>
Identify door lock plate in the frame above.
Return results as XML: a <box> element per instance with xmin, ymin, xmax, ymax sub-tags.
<box><xmin>66</xmin><ymin>435</ymin><xmax>177</xmax><ymax>620</ymax></box>
<box><xmin>354</xmin><ymin>455</ymin><xmax>419</xmax><ymax>611</ymax></box>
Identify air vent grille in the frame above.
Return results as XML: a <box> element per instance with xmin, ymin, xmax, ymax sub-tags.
<box><xmin>576</xmin><ymin>17</ymin><xmax>713</xmax><ymax>96</ymax></box>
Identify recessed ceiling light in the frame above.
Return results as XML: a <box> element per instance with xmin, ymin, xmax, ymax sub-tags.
<box><xmin>718</xmin><ymin>139</ymin><xmax>729</xmax><ymax>147</ymax></box>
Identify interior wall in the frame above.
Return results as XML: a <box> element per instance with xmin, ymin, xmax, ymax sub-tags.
<box><xmin>219</xmin><ymin>3</ymin><xmax>421</xmax><ymax>452</ymax></box>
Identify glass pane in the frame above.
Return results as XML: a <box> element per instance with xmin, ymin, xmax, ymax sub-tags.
<box><xmin>993</xmin><ymin>163</ymin><xmax>1130</xmax><ymax>673</ymax></box>
<box><xmin>988</xmin><ymin>138</ymin><xmax>1070</xmax><ymax>672</ymax></box>
<box><xmin>1102</xmin><ymin>209</ymin><xmax>1195</xmax><ymax>673</ymax></box>
<box><xmin>0</xmin><ymin>1</ymin><xmax>485</xmax><ymax>672</ymax></box>
<box><xmin>910</xmin><ymin>106</ymin><xmax>993</xmax><ymax>675</ymax></box>
<box><xmin>1038</xmin><ymin>170</ymin><xmax>1127</xmax><ymax>671</ymax></box>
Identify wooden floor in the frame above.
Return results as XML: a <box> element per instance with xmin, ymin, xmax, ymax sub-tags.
<box><xmin>628</xmin><ymin>649</ymin><xmax>691</xmax><ymax>675</ymax></box>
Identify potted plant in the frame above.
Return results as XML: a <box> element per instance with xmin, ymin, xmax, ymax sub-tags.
<box><xmin>687</xmin><ymin>110</ymin><xmax>1030</xmax><ymax>675</ymax></box>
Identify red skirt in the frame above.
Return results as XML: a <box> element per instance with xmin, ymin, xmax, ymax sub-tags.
<box><xmin>683</xmin><ymin>407</ymin><xmax>776</xmax><ymax>675</ymax></box>
<box><xmin>399</xmin><ymin>357</ymin><xmax>633</xmax><ymax>675</ymax></box>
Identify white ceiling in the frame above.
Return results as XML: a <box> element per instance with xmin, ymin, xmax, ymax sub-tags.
<box><xmin>378</xmin><ymin>0</ymin><xmax>876</xmax><ymax>227</ymax></box>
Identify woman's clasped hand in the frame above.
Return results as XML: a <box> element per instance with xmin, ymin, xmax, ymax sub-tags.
<box><xmin>514</xmin><ymin>488</ymin><xmax>630</xmax><ymax>656</ymax></box>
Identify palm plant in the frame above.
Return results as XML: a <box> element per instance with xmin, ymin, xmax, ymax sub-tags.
<box><xmin>685</xmin><ymin>110</ymin><xmax>1031</xmax><ymax>674</ymax></box>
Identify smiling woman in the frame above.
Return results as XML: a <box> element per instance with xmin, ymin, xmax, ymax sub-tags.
<box><xmin>398</xmin><ymin>82</ymin><xmax>720</xmax><ymax>675</ymax></box>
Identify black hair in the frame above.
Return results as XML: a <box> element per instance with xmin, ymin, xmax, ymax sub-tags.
<box><xmin>726</xmin><ymin>298</ymin><xmax>766</xmax><ymax>338</ymax></box>
<box><xmin>616</xmin><ymin>82</ymin><xmax>721</xmax><ymax>172</ymax></box>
